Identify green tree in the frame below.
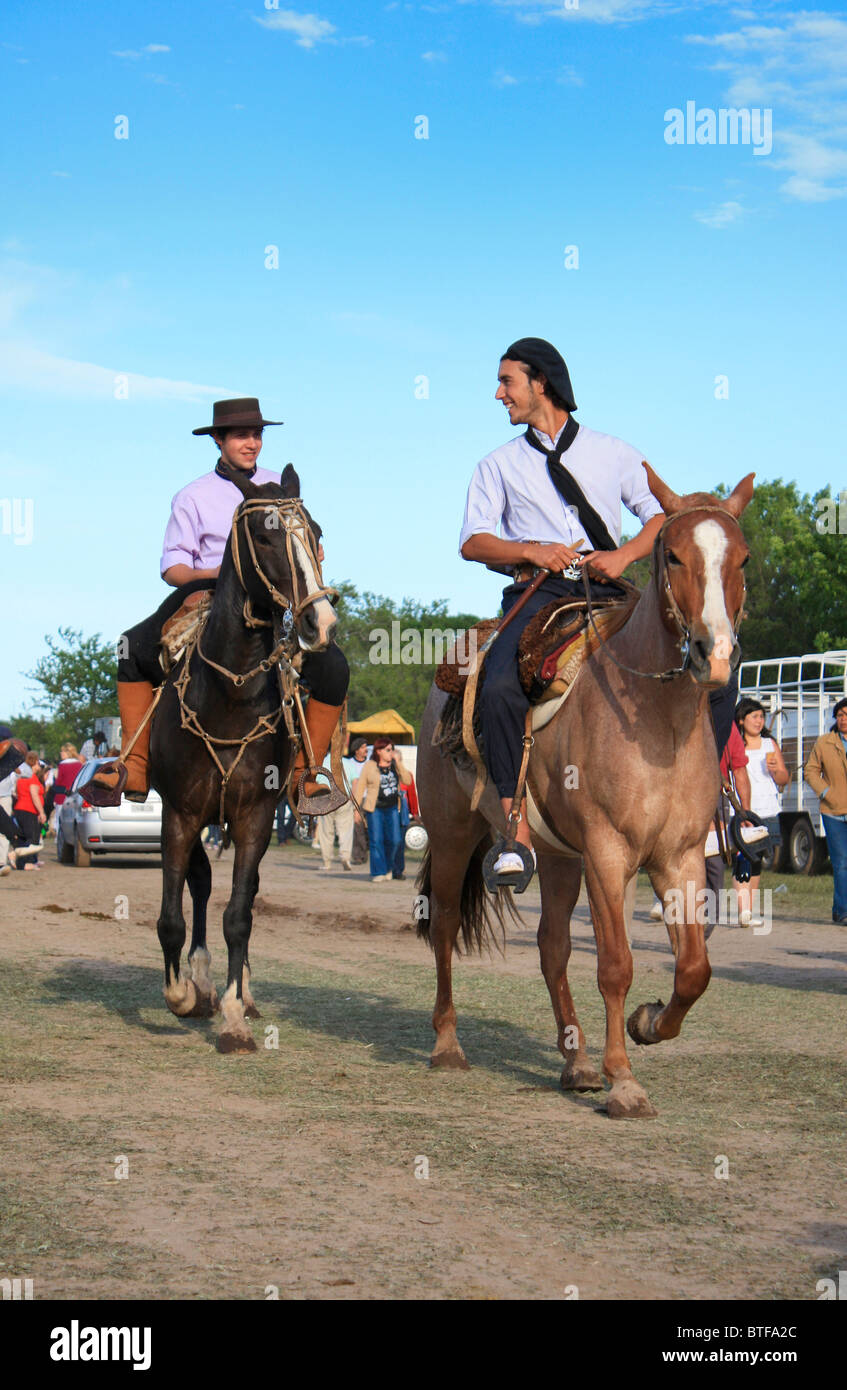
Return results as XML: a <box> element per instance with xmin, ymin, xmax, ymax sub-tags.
<box><xmin>718</xmin><ymin>479</ymin><xmax>847</xmax><ymax>660</ymax></box>
<box><xmin>332</xmin><ymin>582</ymin><xmax>479</xmax><ymax>736</ymax></box>
<box><xmin>25</xmin><ymin>627</ymin><xmax>118</xmax><ymax>733</ymax></box>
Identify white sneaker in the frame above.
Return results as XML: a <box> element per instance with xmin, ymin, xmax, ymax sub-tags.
<box><xmin>492</xmin><ymin>848</ymin><xmax>536</xmax><ymax>876</ymax></box>
<box><xmin>704</xmin><ymin>830</ymin><xmax>720</xmax><ymax>857</ymax></box>
<box><xmin>649</xmin><ymin>899</ymin><xmax>664</xmax><ymax>920</ymax></box>
<box><xmin>739</xmin><ymin>825</ymin><xmax>769</xmax><ymax>845</ymax></box>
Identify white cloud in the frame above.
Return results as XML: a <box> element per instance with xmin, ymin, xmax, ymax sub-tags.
<box><xmin>254</xmin><ymin>10</ymin><xmax>337</xmax><ymax>48</ymax></box>
<box><xmin>493</xmin><ymin>70</ymin><xmax>520</xmax><ymax>87</ymax></box>
<box><xmin>685</xmin><ymin>11</ymin><xmax>847</xmax><ymax>201</ymax></box>
<box><xmin>694</xmin><ymin>199</ymin><xmax>745</xmax><ymax>228</ymax></box>
<box><xmin>494</xmin><ymin>0</ymin><xmax>677</xmax><ymax>26</ymax></box>
<box><xmin>112</xmin><ymin>43</ymin><xmax>171</xmax><ymax>60</ymax></box>
<box><xmin>557</xmin><ymin>64</ymin><xmax>584</xmax><ymax>86</ymax></box>
<box><xmin>51</xmin><ymin>171</ymin><xmax>71</xmax><ymax>178</ymax></box>
<box><xmin>0</xmin><ymin>343</ymin><xmax>235</xmax><ymax>403</ymax></box>
<box><xmin>422</xmin><ymin>50</ymin><xmax>448</xmax><ymax>61</ymax></box>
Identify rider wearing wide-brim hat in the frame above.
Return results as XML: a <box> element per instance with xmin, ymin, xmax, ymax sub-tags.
<box><xmin>99</xmin><ymin>398</ymin><xmax>348</xmax><ymax>803</ymax></box>
<box><xmin>460</xmin><ymin>338</ymin><xmax>667</xmax><ymax>880</ymax></box>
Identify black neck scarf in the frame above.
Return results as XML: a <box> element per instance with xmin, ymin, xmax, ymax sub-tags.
<box><xmin>525</xmin><ymin>420</ymin><xmax>616</xmax><ymax>553</ymax></box>
<box><xmin>215</xmin><ymin>459</ymin><xmax>258</xmax><ymax>481</ymax></box>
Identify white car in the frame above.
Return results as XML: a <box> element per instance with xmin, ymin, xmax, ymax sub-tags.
<box><xmin>57</xmin><ymin>766</ymin><xmax>162</xmax><ymax>866</ymax></box>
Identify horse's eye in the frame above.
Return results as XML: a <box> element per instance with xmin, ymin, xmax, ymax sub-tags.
<box><xmin>740</xmin><ymin>553</ymin><xmax>750</xmax><ymax>568</ymax></box>
<box><xmin>666</xmin><ymin>550</ymin><xmax>682</xmax><ymax>567</ymax></box>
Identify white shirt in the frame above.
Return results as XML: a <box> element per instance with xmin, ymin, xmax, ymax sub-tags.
<box><xmin>459</xmin><ymin>422</ymin><xmax>663</xmax><ymax>555</ymax></box>
<box><xmin>746</xmin><ymin>738</ymin><xmax>781</xmax><ymax>818</ymax></box>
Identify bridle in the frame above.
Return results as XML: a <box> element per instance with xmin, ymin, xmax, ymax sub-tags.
<box><xmin>231</xmin><ymin>496</ymin><xmax>338</xmax><ymax>627</ymax></box>
<box><xmin>197</xmin><ymin>496</ymin><xmax>339</xmax><ymax>687</ymax></box>
<box><xmin>174</xmin><ymin>494</ymin><xmax>339</xmax><ymax>828</ymax></box>
<box><xmin>582</xmin><ymin>504</ymin><xmax>747</xmax><ymax>683</ymax></box>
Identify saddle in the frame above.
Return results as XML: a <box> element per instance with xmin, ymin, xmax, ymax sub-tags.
<box><xmin>432</xmin><ymin>584</ymin><xmax>639</xmax><ymax>812</ymax></box>
<box><xmin>435</xmin><ymin>587</ymin><xmax>638</xmax><ymax>706</ymax></box>
<box><xmin>160</xmin><ymin>589</ymin><xmax>214</xmax><ymax>673</ymax></box>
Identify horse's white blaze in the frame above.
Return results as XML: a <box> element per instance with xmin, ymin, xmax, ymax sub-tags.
<box><xmin>291</xmin><ymin>532</ymin><xmax>335</xmax><ymax>645</ymax></box>
<box><xmin>693</xmin><ymin>520</ymin><xmax>732</xmax><ymax>648</ymax></box>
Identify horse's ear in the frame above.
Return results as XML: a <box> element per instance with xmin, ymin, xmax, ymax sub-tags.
<box><xmin>643</xmin><ymin>462</ymin><xmax>682</xmax><ymax>515</ymax></box>
<box><xmin>217</xmin><ymin>459</ymin><xmax>258</xmax><ymax>498</ymax></box>
<box><xmin>721</xmin><ymin>472</ymin><xmax>755</xmax><ymax>518</ymax></box>
<box><xmin>281</xmin><ymin>464</ymin><xmax>300</xmax><ymax>499</ymax></box>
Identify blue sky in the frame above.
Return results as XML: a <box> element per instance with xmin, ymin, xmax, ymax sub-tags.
<box><xmin>1</xmin><ymin>0</ymin><xmax>845</xmax><ymax>717</ymax></box>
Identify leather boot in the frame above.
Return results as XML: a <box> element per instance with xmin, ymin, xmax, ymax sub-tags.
<box><xmin>118</xmin><ymin>680</ymin><xmax>155</xmax><ymax>802</ymax></box>
<box><xmin>290</xmin><ymin>699</ymin><xmax>345</xmax><ymax>812</ymax></box>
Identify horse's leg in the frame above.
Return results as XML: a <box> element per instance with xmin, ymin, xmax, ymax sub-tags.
<box><xmin>427</xmin><ymin>821</ymin><xmax>490</xmax><ymax>1069</ymax></box>
<box><xmin>536</xmin><ymin>852</ymin><xmax>604</xmax><ymax>1092</ymax></box>
<box><xmin>185</xmin><ymin>837</ymin><xmax>219</xmax><ymax>1016</ymax></box>
<box><xmin>627</xmin><ymin>851</ymin><xmax>711</xmax><ymax>1046</ymax></box>
<box><xmin>158</xmin><ymin>811</ymin><xmax>209</xmax><ymax>1018</ymax></box>
<box><xmin>583</xmin><ymin>849</ymin><xmax>658</xmax><ymax>1119</ymax></box>
<box><xmin>217</xmin><ymin>839</ymin><xmax>267</xmax><ymax>1053</ymax></box>
<box><xmin>241</xmin><ymin>868</ymin><xmax>261</xmax><ymax>1020</ymax></box>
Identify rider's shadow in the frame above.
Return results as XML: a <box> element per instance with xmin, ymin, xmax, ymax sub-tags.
<box><xmin>260</xmin><ymin>978</ymin><xmax>569</xmax><ymax>1088</ymax></box>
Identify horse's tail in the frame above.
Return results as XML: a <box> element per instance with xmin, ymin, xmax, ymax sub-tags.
<box><xmin>415</xmin><ymin>837</ymin><xmax>522</xmax><ymax>955</ymax></box>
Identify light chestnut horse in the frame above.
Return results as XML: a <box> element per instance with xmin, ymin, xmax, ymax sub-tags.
<box><xmin>416</xmin><ymin>469</ymin><xmax>753</xmax><ymax>1118</ymax></box>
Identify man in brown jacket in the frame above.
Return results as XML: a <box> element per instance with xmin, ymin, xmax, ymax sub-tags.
<box><xmin>804</xmin><ymin>697</ymin><xmax>847</xmax><ymax>923</ymax></box>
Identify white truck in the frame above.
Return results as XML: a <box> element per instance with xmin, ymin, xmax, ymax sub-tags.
<box><xmin>738</xmin><ymin>650</ymin><xmax>847</xmax><ymax>873</ymax></box>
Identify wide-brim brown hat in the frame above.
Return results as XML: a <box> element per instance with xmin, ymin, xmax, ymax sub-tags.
<box><xmin>192</xmin><ymin>398</ymin><xmax>283</xmax><ymax>436</ymax></box>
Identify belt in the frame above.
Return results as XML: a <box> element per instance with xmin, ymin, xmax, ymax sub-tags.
<box><xmin>512</xmin><ymin>564</ymin><xmax>546</xmax><ymax>585</ymax></box>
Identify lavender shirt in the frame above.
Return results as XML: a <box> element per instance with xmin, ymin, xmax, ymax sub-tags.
<box><xmin>160</xmin><ymin>467</ymin><xmax>280</xmax><ymax>576</ymax></box>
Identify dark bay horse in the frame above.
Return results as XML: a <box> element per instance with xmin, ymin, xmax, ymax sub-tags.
<box><xmin>151</xmin><ymin>463</ymin><xmax>336</xmax><ymax>1052</ymax></box>
<box><xmin>416</xmin><ymin>469</ymin><xmax>753</xmax><ymax>1117</ymax></box>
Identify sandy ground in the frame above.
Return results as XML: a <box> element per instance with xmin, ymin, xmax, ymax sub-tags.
<box><xmin>1</xmin><ymin>838</ymin><xmax>845</xmax><ymax>1302</ymax></box>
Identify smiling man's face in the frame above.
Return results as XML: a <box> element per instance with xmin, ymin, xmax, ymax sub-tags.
<box><xmin>495</xmin><ymin>359</ymin><xmax>545</xmax><ymax>427</ymax></box>
<box><xmin>214</xmin><ymin>427</ymin><xmax>264</xmax><ymax>471</ymax></box>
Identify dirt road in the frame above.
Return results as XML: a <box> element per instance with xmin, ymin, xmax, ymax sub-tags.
<box><xmin>1</xmin><ymin>841</ymin><xmax>845</xmax><ymax>1301</ymax></box>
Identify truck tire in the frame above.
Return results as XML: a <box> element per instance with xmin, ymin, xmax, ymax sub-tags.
<box><xmin>787</xmin><ymin>817</ymin><xmax>817</xmax><ymax>875</ymax></box>
<box><xmin>74</xmin><ymin>828</ymin><xmax>92</xmax><ymax>868</ymax></box>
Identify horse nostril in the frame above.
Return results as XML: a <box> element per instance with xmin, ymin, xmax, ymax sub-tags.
<box><xmin>299</xmin><ymin>609</ymin><xmax>318</xmax><ymax>642</ymax></box>
<box><xmin>691</xmin><ymin>637</ymin><xmax>710</xmax><ymax>667</ymax></box>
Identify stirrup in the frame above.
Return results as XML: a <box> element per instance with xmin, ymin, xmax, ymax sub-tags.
<box><xmin>74</xmin><ymin>757</ymin><xmax>128</xmax><ymax>808</ymax></box>
<box><xmin>728</xmin><ymin>810</ymin><xmax>771</xmax><ymax>866</ymax></box>
<box><xmin>294</xmin><ymin>766</ymin><xmax>348</xmax><ymax>816</ymax></box>
<box><xmin>482</xmin><ymin>838</ymin><xmax>535</xmax><ymax>894</ymax></box>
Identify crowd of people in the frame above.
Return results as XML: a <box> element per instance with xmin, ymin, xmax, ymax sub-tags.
<box><xmin>0</xmin><ymin>729</ymin><xmax>119</xmax><ymax>876</ymax></box>
<box><xmin>282</xmin><ymin>734</ymin><xmax>421</xmax><ymax>884</ymax></box>
<box><xmin>4</xmin><ymin>696</ymin><xmax>846</xmax><ymax>925</ymax></box>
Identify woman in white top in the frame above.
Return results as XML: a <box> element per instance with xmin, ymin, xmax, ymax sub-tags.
<box><xmin>733</xmin><ymin>698</ymin><xmax>790</xmax><ymax>926</ymax></box>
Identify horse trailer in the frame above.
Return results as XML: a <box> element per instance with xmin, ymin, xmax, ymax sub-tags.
<box><xmin>738</xmin><ymin>650</ymin><xmax>847</xmax><ymax>874</ymax></box>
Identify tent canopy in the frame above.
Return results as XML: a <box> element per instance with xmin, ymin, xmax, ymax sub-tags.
<box><xmin>346</xmin><ymin>709</ymin><xmax>415</xmax><ymax>744</ymax></box>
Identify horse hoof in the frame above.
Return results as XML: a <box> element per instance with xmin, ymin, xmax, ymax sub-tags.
<box><xmin>215</xmin><ymin>1029</ymin><xmax>257</xmax><ymax>1055</ymax></box>
<box><xmin>164</xmin><ymin>977</ymin><xmax>199</xmax><ymax>1018</ymax></box>
<box><xmin>606</xmin><ymin>1079</ymin><xmax>658</xmax><ymax>1119</ymax></box>
<box><xmin>627</xmin><ymin>1000</ymin><xmax>665</xmax><ymax>1046</ymax></box>
<box><xmin>429</xmin><ymin>1049</ymin><xmax>470</xmax><ymax>1070</ymax></box>
<box><xmin>243</xmin><ymin>1002</ymin><xmax>262</xmax><ymax>1020</ymax></box>
<box><xmin>560</xmin><ymin>1061</ymin><xmax>605</xmax><ymax>1092</ymax></box>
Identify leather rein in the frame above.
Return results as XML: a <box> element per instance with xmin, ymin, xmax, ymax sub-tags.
<box><xmin>581</xmin><ymin>505</ymin><xmax>747</xmax><ymax>683</ymax></box>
